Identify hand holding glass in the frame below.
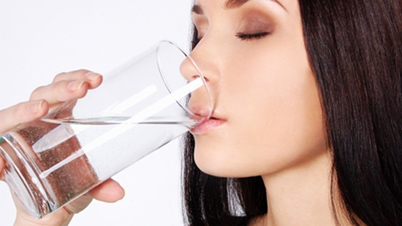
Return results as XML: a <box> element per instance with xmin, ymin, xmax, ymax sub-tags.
<box><xmin>0</xmin><ymin>41</ymin><xmax>213</xmax><ymax>218</ymax></box>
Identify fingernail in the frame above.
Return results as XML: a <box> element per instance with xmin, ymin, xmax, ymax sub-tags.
<box><xmin>85</xmin><ymin>72</ymin><xmax>101</xmax><ymax>80</ymax></box>
<box><xmin>68</xmin><ymin>81</ymin><xmax>85</xmax><ymax>90</ymax></box>
<box><xmin>28</xmin><ymin>100</ymin><xmax>44</xmax><ymax>114</ymax></box>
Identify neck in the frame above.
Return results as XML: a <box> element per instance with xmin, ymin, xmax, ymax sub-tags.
<box><xmin>261</xmin><ymin>151</ymin><xmax>337</xmax><ymax>226</ymax></box>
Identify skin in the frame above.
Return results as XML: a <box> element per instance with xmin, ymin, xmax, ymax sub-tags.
<box><xmin>182</xmin><ymin>0</ymin><xmax>340</xmax><ymax>225</ymax></box>
<box><xmin>0</xmin><ymin>70</ymin><xmax>125</xmax><ymax>226</ymax></box>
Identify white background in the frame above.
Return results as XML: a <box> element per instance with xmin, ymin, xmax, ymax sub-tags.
<box><xmin>0</xmin><ymin>1</ymin><xmax>193</xmax><ymax>225</ymax></box>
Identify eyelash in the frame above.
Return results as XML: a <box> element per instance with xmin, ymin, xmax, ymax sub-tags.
<box><xmin>194</xmin><ymin>31</ymin><xmax>269</xmax><ymax>45</ymax></box>
<box><xmin>235</xmin><ymin>32</ymin><xmax>270</xmax><ymax>41</ymax></box>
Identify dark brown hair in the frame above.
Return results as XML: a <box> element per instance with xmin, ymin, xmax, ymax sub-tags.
<box><xmin>183</xmin><ymin>0</ymin><xmax>402</xmax><ymax>225</ymax></box>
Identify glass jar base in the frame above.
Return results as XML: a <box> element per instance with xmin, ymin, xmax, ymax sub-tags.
<box><xmin>0</xmin><ymin>136</ymin><xmax>53</xmax><ymax>218</ymax></box>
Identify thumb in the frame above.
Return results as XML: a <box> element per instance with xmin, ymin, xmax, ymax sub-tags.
<box><xmin>63</xmin><ymin>193</ymin><xmax>93</xmax><ymax>214</ymax></box>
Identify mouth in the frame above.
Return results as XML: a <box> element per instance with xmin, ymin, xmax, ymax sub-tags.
<box><xmin>190</xmin><ymin>115</ymin><xmax>226</xmax><ymax>135</ymax></box>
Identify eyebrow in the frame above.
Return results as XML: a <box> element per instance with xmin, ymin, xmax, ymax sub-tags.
<box><xmin>225</xmin><ymin>0</ymin><xmax>249</xmax><ymax>9</ymax></box>
<box><xmin>192</xmin><ymin>0</ymin><xmax>287</xmax><ymax>14</ymax></box>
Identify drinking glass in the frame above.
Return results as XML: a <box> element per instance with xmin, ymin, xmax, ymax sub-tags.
<box><xmin>0</xmin><ymin>40</ymin><xmax>213</xmax><ymax>218</ymax></box>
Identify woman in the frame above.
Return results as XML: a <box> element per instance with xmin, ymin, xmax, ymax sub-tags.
<box><xmin>182</xmin><ymin>0</ymin><xmax>401</xmax><ymax>225</ymax></box>
<box><xmin>0</xmin><ymin>0</ymin><xmax>400</xmax><ymax>225</ymax></box>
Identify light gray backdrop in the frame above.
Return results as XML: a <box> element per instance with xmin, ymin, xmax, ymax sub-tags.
<box><xmin>0</xmin><ymin>0</ymin><xmax>193</xmax><ymax>225</ymax></box>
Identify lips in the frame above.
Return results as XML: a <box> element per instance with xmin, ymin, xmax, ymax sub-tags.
<box><xmin>188</xmin><ymin>101</ymin><xmax>225</xmax><ymax>134</ymax></box>
<box><xmin>190</xmin><ymin>116</ymin><xmax>226</xmax><ymax>134</ymax></box>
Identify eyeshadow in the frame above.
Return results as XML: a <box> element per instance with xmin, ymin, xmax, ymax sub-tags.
<box><xmin>239</xmin><ymin>13</ymin><xmax>276</xmax><ymax>34</ymax></box>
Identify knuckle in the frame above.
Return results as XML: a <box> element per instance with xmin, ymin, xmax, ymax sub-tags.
<box><xmin>51</xmin><ymin>82</ymin><xmax>66</xmax><ymax>100</ymax></box>
<box><xmin>29</xmin><ymin>85</ymin><xmax>45</xmax><ymax>100</ymax></box>
<box><xmin>78</xmin><ymin>69</ymin><xmax>89</xmax><ymax>73</ymax></box>
<box><xmin>53</xmin><ymin>72</ymin><xmax>67</xmax><ymax>82</ymax></box>
<box><xmin>76</xmin><ymin>69</ymin><xmax>90</xmax><ymax>76</ymax></box>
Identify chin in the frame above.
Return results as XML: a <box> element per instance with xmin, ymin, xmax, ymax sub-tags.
<box><xmin>193</xmin><ymin>146</ymin><xmax>259</xmax><ymax>178</ymax></box>
<box><xmin>194</xmin><ymin>146</ymin><xmax>233</xmax><ymax>177</ymax></box>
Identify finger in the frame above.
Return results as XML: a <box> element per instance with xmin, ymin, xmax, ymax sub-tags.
<box><xmin>0</xmin><ymin>100</ymin><xmax>49</xmax><ymax>134</ymax></box>
<box><xmin>52</xmin><ymin>69</ymin><xmax>103</xmax><ymax>89</ymax></box>
<box><xmin>45</xmin><ymin>99</ymin><xmax>77</xmax><ymax>120</ymax></box>
<box><xmin>30</xmin><ymin>80</ymin><xmax>90</xmax><ymax>105</ymax></box>
<box><xmin>89</xmin><ymin>179</ymin><xmax>125</xmax><ymax>203</ymax></box>
<box><xmin>63</xmin><ymin>193</ymin><xmax>93</xmax><ymax>215</ymax></box>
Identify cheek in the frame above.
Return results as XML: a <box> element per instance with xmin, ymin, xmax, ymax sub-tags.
<box><xmin>231</xmin><ymin>67</ymin><xmax>327</xmax><ymax>175</ymax></box>
<box><xmin>194</xmin><ymin>49</ymin><xmax>328</xmax><ymax>177</ymax></box>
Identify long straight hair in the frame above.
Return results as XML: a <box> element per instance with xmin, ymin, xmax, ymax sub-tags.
<box><xmin>182</xmin><ymin>0</ymin><xmax>402</xmax><ymax>225</ymax></box>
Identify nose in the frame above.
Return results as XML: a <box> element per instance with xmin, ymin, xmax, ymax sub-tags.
<box><xmin>180</xmin><ymin>51</ymin><xmax>216</xmax><ymax>119</ymax></box>
<box><xmin>180</xmin><ymin>38</ymin><xmax>220</xmax><ymax>84</ymax></box>
<box><xmin>180</xmin><ymin>56</ymin><xmax>205</xmax><ymax>83</ymax></box>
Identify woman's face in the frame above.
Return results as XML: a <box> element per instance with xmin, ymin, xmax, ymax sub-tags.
<box><xmin>182</xmin><ymin>0</ymin><xmax>327</xmax><ymax>177</ymax></box>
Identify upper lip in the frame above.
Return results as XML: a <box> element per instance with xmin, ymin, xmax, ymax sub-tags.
<box><xmin>190</xmin><ymin>110</ymin><xmax>226</xmax><ymax>122</ymax></box>
<box><xmin>207</xmin><ymin>111</ymin><xmax>226</xmax><ymax>122</ymax></box>
<box><xmin>210</xmin><ymin>113</ymin><xmax>224</xmax><ymax>120</ymax></box>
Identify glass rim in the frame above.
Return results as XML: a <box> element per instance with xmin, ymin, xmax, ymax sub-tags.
<box><xmin>155</xmin><ymin>40</ymin><xmax>214</xmax><ymax>120</ymax></box>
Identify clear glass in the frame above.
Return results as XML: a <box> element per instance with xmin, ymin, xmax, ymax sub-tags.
<box><xmin>0</xmin><ymin>40</ymin><xmax>213</xmax><ymax>218</ymax></box>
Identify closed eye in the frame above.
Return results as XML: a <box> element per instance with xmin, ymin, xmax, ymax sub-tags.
<box><xmin>193</xmin><ymin>31</ymin><xmax>270</xmax><ymax>47</ymax></box>
<box><xmin>236</xmin><ymin>32</ymin><xmax>270</xmax><ymax>41</ymax></box>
